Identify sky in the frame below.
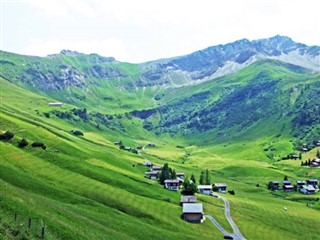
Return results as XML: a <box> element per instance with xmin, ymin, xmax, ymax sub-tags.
<box><xmin>1</xmin><ymin>0</ymin><xmax>320</xmax><ymax>63</ymax></box>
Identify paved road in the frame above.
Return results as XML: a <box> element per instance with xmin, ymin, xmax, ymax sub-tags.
<box><xmin>209</xmin><ymin>193</ymin><xmax>246</xmax><ymax>240</ymax></box>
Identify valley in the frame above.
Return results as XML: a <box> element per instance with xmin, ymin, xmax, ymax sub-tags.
<box><xmin>0</xmin><ymin>36</ymin><xmax>319</xmax><ymax>240</ymax></box>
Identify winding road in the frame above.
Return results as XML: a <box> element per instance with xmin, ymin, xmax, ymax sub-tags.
<box><xmin>206</xmin><ymin>193</ymin><xmax>246</xmax><ymax>240</ymax></box>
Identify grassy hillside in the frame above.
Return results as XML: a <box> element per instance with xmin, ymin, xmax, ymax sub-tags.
<box><xmin>1</xmin><ymin>53</ymin><xmax>320</xmax><ymax>240</ymax></box>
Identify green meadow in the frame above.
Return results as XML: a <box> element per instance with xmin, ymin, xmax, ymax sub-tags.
<box><xmin>0</xmin><ymin>55</ymin><xmax>319</xmax><ymax>239</ymax></box>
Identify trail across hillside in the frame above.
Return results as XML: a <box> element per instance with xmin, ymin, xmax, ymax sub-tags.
<box><xmin>209</xmin><ymin>193</ymin><xmax>246</xmax><ymax>240</ymax></box>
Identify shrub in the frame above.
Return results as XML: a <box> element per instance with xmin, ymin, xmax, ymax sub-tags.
<box><xmin>228</xmin><ymin>190</ymin><xmax>235</xmax><ymax>195</ymax></box>
<box><xmin>18</xmin><ymin>138</ymin><xmax>28</xmax><ymax>148</ymax></box>
<box><xmin>0</xmin><ymin>131</ymin><xmax>14</xmax><ymax>141</ymax></box>
<box><xmin>31</xmin><ymin>142</ymin><xmax>46</xmax><ymax>150</ymax></box>
<box><xmin>71</xmin><ymin>130</ymin><xmax>84</xmax><ymax>136</ymax></box>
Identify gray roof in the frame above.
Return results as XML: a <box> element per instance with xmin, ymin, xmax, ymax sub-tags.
<box><xmin>215</xmin><ymin>183</ymin><xmax>227</xmax><ymax>187</ymax></box>
<box><xmin>164</xmin><ymin>179</ymin><xmax>180</xmax><ymax>183</ymax></box>
<box><xmin>303</xmin><ymin>185</ymin><xmax>315</xmax><ymax>191</ymax></box>
<box><xmin>183</xmin><ymin>203</ymin><xmax>203</xmax><ymax>213</ymax></box>
<box><xmin>197</xmin><ymin>185</ymin><xmax>212</xmax><ymax>189</ymax></box>
<box><xmin>145</xmin><ymin>171</ymin><xmax>158</xmax><ymax>175</ymax></box>
<box><xmin>181</xmin><ymin>195</ymin><xmax>197</xmax><ymax>203</ymax></box>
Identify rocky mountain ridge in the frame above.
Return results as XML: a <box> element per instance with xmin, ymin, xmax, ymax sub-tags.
<box><xmin>1</xmin><ymin>35</ymin><xmax>319</xmax><ymax>92</ymax></box>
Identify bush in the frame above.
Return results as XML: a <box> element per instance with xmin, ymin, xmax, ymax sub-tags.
<box><xmin>0</xmin><ymin>131</ymin><xmax>14</xmax><ymax>141</ymax></box>
<box><xmin>18</xmin><ymin>138</ymin><xmax>28</xmax><ymax>148</ymax></box>
<box><xmin>71</xmin><ymin>130</ymin><xmax>84</xmax><ymax>136</ymax></box>
<box><xmin>228</xmin><ymin>190</ymin><xmax>235</xmax><ymax>195</ymax></box>
<box><xmin>31</xmin><ymin>142</ymin><xmax>46</xmax><ymax>150</ymax></box>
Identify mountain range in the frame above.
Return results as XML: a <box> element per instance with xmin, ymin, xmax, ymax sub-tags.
<box><xmin>1</xmin><ymin>35</ymin><xmax>319</xmax><ymax>151</ymax></box>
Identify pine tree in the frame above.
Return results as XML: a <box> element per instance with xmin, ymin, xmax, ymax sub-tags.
<box><xmin>284</xmin><ymin>175</ymin><xmax>288</xmax><ymax>181</ymax></box>
<box><xmin>190</xmin><ymin>173</ymin><xmax>196</xmax><ymax>184</ymax></box>
<box><xmin>171</xmin><ymin>169</ymin><xmax>177</xmax><ymax>179</ymax></box>
<box><xmin>159</xmin><ymin>163</ymin><xmax>170</xmax><ymax>184</ymax></box>
<box><xmin>199</xmin><ymin>171</ymin><xmax>205</xmax><ymax>185</ymax></box>
<box><xmin>317</xmin><ymin>149</ymin><xmax>320</xmax><ymax>158</ymax></box>
<box><xmin>205</xmin><ymin>169</ymin><xmax>211</xmax><ymax>185</ymax></box>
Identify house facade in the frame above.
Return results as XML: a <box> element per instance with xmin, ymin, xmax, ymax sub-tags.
<box><xmin>164</xmin><ymin>179</ymin><xmax>181</xmax><ymax>191</ymax></box>
<box><xmin>300</xmin><ymin>185</ymin><xmax>316</xmax><ymax>195</ymax></box>
<box><xmin>197</xmin><ymin>185</ymin><xmax>212</xmax><ymax>195</ymax></box>
<box><xmin>182</xmin><ymin>203</ymin><xmax>203</xmax><ymax>223</ymax></box>
<box><xmin>145</xmin><ymin>171</ymin><xmax>158</xmax><ymax>180</ymax></box>
<box><xmin>214</xmin><ymin>183</ymin><xmax>227</xmax><ymax>193</ymax></box>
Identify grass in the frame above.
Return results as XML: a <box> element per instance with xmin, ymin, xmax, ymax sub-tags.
<box><xmin>1</xmin><ymin>59</ymin><xmax>320</xmax><ymax>239</ymax></box>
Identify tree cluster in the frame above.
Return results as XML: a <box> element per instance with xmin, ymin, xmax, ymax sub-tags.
<box><xmin>159</xmin><ymin>163</ymin><xmax>177</xmax><ymax>185</ymax></box>
<box><xmin>199</xmin><ymin>169</ymin><xmax>211</xmax><ymax>185</ymax></box>
<box><xmin>181</xmin><ymin>177</ymin><xmax>198</xmax><ymax>195</ymax></box>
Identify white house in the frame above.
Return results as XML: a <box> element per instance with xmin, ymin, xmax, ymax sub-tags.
<box><xmin>300</xmin><ymin>185</ymin><xmax>316</xmax><ymax>195</ymax></box>
<box><xmin>197</xmin><ymin>185</ymin><xmax>212</xmax><ymax>195</ymax></box>
<box><xmin>164</xmin><ymin>179</ymin><xmax>181</xmax><ymax>191</ymax></box>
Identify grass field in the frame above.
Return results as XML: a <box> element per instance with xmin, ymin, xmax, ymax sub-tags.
<box><xmin>1</xmin><ymin>73</ymin><xmax>320</xmax><ymax>240</ymax></box>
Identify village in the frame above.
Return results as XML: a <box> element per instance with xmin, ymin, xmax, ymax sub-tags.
<box><xmin>114</xmin><ymin>140</ymin><xmax>319</xmax><ymax>239</ymax></box>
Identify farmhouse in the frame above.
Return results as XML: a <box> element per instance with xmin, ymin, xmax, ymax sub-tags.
<box><xmin>271</xmin><ymin>181</ymin><xmax>280</xmax><ymax>189</ymax></box>
<box><xmin>180</xmin><ymin>195</ymin><xmax>197</xmax><ymax>206</ymax></box>
<box><xmin>151</xmin><ymin>165</ymin><xmax>162</xmax><ymax>173</ymax></box>
<box><xmin>48</xmin><ymin>102</ymin><xmax>63</xmax><ymax>107</ymax></box>
<box><xmin>301</xmin><ymin>147</ymin><xmax>308</xmax><ymax>152</ymax></box>
<box><xmin>164</xmin><ymin>179</ymin><xmax>182</xmax><ymax>191</ymax></box>
<box><xmin>283</xmin><ymin>180</ymin><xmax>292</xmax><ymax>186</ymax></box>
<box><xmin>182</xmin><ymin>203</ymin><xmax>203</xmax><ymax>223</ymax></box>
<box><xmin>148</xmin><ymin>143</ymin><xmax>156</xmax><ymax>147</ymax></box>
<box><xmin>137</xmin><ymin>146</ymin><xmax>143</xmax><ymax>150</ymax></box>
<box><xmin>283</xmin><ymin>185</ymin><xmax>294</xmax><ymax>192</ymax></box>
<box><xmin>310</xmin><ymin>159</ymin><xmax>320</xmax><ymax>168</ymax></box>
<box><xmin>307</xmin><ymin>179</ymin><xmax>318</xmax><ymax>187</ymax></box>
<box><xmin>300</xmin><ymin>185</ymin><xmax>316</xmax><ymax>195</ymax></box>
<box><xmin>124</xmin><ymin>147</ymin><xmax>132</xmax><ymax>151</ymax></box>
<box><xmin>214</xmin><ymin>183</ymin><xmax>227</xmax><ymax>193</ymax></box>
<box><xmin>114</xmin><ymin>141</ymin><xmax>120</xmax><ymax>145</ymax></box>
<box><xmin>143</xmin><ymin>161</ymin><xmax>153</xmax><ymax>167</ymax></box>
<box><xmin>296</xmin><ymin>180</ymin><xmax>306</xmax><ymax>189</ymax></box>
<box><xmin>145</xmin><ymin>171</ymin><xmax>158</xmax><ymax>180</ymax></box>
<box><xmin>197</xmin><ymin>185</ymin><xmax>212</xmax><ymax>195</ymax></box>
<box><xmin>176</xmin><ymin>172</ymin><xmax>185</xmax><ymax>180</ymax></box>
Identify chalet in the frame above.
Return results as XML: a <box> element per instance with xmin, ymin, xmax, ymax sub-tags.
<box><xmin>114</xmin><ymin>142</ymin><xmax>120</xmax><ymax>145</ymax></box>
<box><xmin>307</xmin><ymin>179</ymin><xmax>318</xmax><ymax>188</ymax></box>
<box><xmin>148</xmin><ymin>143</ymin><xmax>156</xmax><ymax>147</ymax></box>
<box><xmin>180</xmin><ymin>195</ymin><xmax>197</xmax><ymax>206</ymax></box>
<box><xmin>164</xmin><ymin>179</ymin><xmax>181</xmax><ymax>191</ymax></box>
<box><xmin>316</xmin><ymin>141</ymin><xmax>320</xmax><ymax>146</ymax></box>
<box><xmin>182</xmin><ymin>203</ymin><xmax>203</xmax><ymax>223</ymax></box>
<box><xmin>143</xmin><ymin>161</ymin><xmax>153</xmax><ymax>168</ymax></box>
<box><xmin>214</xmin><ymin>183</ymin><xmax>227</xmax><ymax>193</ymax></box>
<box><xmin>301</xmin><ymin>148</ymin><xmax>308</xmax><ymax>153</ymax></box>
<box><xmin>176</xmin><ymin>173</ymin><xmax>185</xmax><ymax>180</ymax></box>
<box><xmin>145</xmin><ymin>171</ymin><xmax>158</xmax><ymax>180</ymax></box>
<box><xmin>136</xmin><ymin>146</ymin><xmax>143</xmax><ymax>150</ymax></box>
<box><xmin>151</xmin><ymin>165</ymin><xmax>162</xmax><ymax>173</ymax></box>
<box><xmin>296</xmin><ymin>180</ymin><xmax>306</xmax><ymax>189</ymax></box>
<box><xmin>300</xmin><ymin>185</ymin><xmax>316</xmax><ymax>195</ymax></box>
<box><xmin>310</xmin><ymin>159</ymin><xmax>320</xmax><ymax>168</ymax></box>
<box><xmin>283</xmin><ymin>180</ymin><xmax>292</xmax><ymax>186</ymax></box>
<box><xmin>197</xmin><ymin>185</ymin><xmax>212</xmax><ymax>195</ymax></box>
<box><xmin>271</xmin><ymin>181</ymin><xmax>280</xmax><ymax>189</ymax></box>
<box><xmin>283</xmin><ymin>184</ymin><xmax>294</xmax><ymax>192</ymax></box>
<box><xmin>124</xmin><ymin>147</ymin><xmax>132</xmax><ymax>151</ymax></box>
<box><xmin>48</xmin><ymin>102</ymin><xmax>63</xmax><ymax>107</ymax></box>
